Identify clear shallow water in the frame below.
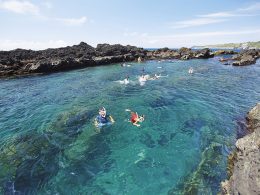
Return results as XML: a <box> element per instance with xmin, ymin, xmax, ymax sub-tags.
<box><xmin>0</xmin><ymin>58</ymin><xmax>259</xmax><ymax>194</ymax></box>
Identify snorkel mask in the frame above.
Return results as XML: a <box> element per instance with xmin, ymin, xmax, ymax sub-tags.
<box><xmin>99</xmin><ymin>107</ymin><xmax>106</xmax><ymax>117</ymax></box>
<box><xmin>139</xmin><ymin>115</ymin><xmax>145</xmax><ymax>122</ymax></box>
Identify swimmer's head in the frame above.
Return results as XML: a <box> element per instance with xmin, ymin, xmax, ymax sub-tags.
<box><xmin>139</xmin><ymin>115</ymin><xmax>145</xmax><ymax>122</ymax></box>
<box><xmin>99</xmin><ymin>107</ymin><xmax>106</xmax><ymax>117</ymax></box>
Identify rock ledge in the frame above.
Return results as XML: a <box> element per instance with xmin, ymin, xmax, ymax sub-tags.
<box><xmin>221</xmin><ymin>103</ymin><xmax>260</xmax><ymax>195</ymax></box>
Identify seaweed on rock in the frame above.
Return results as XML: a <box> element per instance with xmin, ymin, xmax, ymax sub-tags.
<box><xmin>168</xmin><ymin>125</ymin><xmax>228</xmax><ymax>195</ymax></box>
<box><xmin>0</xmin><ymin>108</ymin><xmax>95</xmax><ymax>194</ymax></box>
<box><xmin>168</xmin><ymin>142</ymin><xmax>225</xmax><ymax>195</ymax></box>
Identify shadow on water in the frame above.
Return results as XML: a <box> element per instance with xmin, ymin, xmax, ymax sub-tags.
<box><xmin>0</xmin><ymin>108</ymin><xmax>98</xmax><ymax>194</ymax></box>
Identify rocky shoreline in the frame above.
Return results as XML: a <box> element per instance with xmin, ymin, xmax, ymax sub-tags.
<box><xmin>0</xmin><ymin>42</ymin><xmax>259</xmax><ymax>78</ymax></box>
<box><xmin>221</xmin><ymin>103</ymin><xmax>260</xmax><ymax>195</ymax></box>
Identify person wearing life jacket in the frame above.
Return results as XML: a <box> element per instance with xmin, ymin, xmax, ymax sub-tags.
<box><xmin>95</xmin><ymin>107</ymin><xmax>115</xmax><ymax>127</ymax></box>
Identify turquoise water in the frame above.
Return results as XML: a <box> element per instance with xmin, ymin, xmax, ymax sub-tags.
<box><xmin>0</xmin><ymin>58</ymin><xmax>259</xmax><ymax>194</ymax></box>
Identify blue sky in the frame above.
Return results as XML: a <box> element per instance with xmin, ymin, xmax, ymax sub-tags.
<box><xmin>0</xmin><ymin>0</ymin><xmax>260</xmax><ymax>50</ymax></box>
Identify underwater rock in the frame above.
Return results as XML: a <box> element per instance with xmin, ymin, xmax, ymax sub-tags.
<box><xmin>170</xmin><ymin>132</ymin><xmax>177</xmax><ymax>140</ymax></box>
<box><xmin>139</xmin><ymin>133</ymin><xmax>156</xmax><ymax>148</ymax></box>
<box><xmin>135</xmin><ymin>157</ymin><xmax>154</xmax><ymax>169</ymax></box>
<box><xmin>47</xmin><ymin>109</ymin><xmax>93</xmax><ymax>135</ymax></box>
<box><xmin>221</xmin><ymin>103</ymin><xmax>260</xmax><ymax>195</ymax></box>
<box><xmin>149</xmin><ymin>96</ymin><xmax>174</xmax><ymax>109</ymax></box>
<box><xmin>44</xmin><ymin>129</ymin><xmax>115</xmax><ymax>193</ymax></box>
<box><xmin>181</xmin><ymin>118</ymin><xmax>206</xmax><ymax>135</ymax></box>
<box><xmin>0</xmin><ymin>109</ymin><xmax>95</xmax><ymax>194</ymax></box>
<box><xmin>0</xmin><ymin>131</ymin><xmax>60</xmax><ymax>194</ymax></box>
<box><xmin>168</xmin><ymin>142</ymin><xmax>224</xmax><ymax>195</ymax></box>
<box><xmin>157</xmin><ymin>134</ymin><xmax>169</xmax><ymax>146</ymax></box>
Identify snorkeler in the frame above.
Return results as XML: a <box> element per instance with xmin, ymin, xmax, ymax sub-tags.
<box><xmin>130</xmin><ymin>112</ymin><xmax>145</xmax><ymax>127</ymax></box>
<box><xmin>123</xmin><ymin>75</ymin><xmax>130</xmax><ymax>84</ymax></box>
<box><xmin>94</xmin><ymin>107</ymin><xmax>115</xmax><ymax>127</ymax></box>
<box><xmin>150</xmin><ymin>73</ymin><xmax>161</xmax><ymax>80</ymax></box>
<box><xmin>126</xmin><ymin>109</ymin><xmax>145</xmax><ymax>127</ymax></box>
<box><xmin>188</xmin><ymin>67</ymin><xmax>194</xmax><ymax>74</ymax></box>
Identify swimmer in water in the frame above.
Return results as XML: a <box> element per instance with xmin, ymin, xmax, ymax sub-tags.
<box><xmin>188</xmin><ymin>67</ymin><xmax>194</xmax><ymax>74</ymax></box>
<box><xmin>126</xmin><ymin>109</ymin><xmax>145</xmax><ymax>127</ymax></box>
<box><xmin>94</xmin><ymin>107</ymin><xmax>115</xmax><ymax>127</ymax></box>
<box><xmin>123</xmin><ymin>76</ymin><xmax>130</xmax><ymax>84</ymax></box>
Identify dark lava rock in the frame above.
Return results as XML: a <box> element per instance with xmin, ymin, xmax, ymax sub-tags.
<box><xmin>96</xmin><ymin>43</ymin><xmax>146</xmax><ymax>60</ymax></box>
<box><xmin>0</xmin><ymin>42</ymin><xmax>146</xmax><ymax>77</ymax></box>
<box><xmin>194</xmin><ymin>48</ymin><xmax>214</xmax><ymax>59</ymax></box>
<box><xmin>146</xmin><ymin>47</ymin><xmax>214</xmax><ymax>60</ymax></box>
<box><xmin>214</xmin><ymin>50</ymin><xmax>237</xmax><ymax>55</ymax></box>
<box><xmin>139</xmin><ymin>133</ymin><xmax>156</xmax><ymax>148</ymax></box>
<box><xmin>231</xmin><ymin>49</ymin><xmax>259</xmax><ymax>66</ymax></box>
<box><xmin>221</xmin><ymin>103</ymin><xmax>260</xmax><ymax>195</ymax></box>
<box><xmin>157</xmin><ymin>134</ymin><xmax>169</xmax><ymax>146</ymax></box>
<box><xmin>232</xmin><ymin>54</ymin><xmax>257</xmax><ymax>66</ymax></box>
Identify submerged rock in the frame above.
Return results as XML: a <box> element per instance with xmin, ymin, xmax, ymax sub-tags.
<box><xmin>0</xmin><ymin>108</ymin><xmax>95</xmax><ymax>194</ymax></box>
<box><xmin>221</xmin><ymin>103</ymin><xmax>260</xmax><ymax>195</ymax></box>
<box><xmin>168</xmin><ymin>142</ymin><xmax>225</xmax><ymax>195</ymax></box>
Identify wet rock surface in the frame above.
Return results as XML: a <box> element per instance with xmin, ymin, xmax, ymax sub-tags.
<box><xmin>221</xmin><ymin>103</ymin><xmax>260</xmax><ymax>195</ymax></box>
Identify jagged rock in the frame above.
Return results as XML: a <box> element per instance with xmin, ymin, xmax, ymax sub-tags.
<box><xmin>232</xmin><ymin>55</ymin><xmax>256</xmax><ymax>66</ymax></box>
<box><xmin>1</xmin><ymin>43</ymin><xmax>258</xmax><ymax>77</ymax></box>
<box><xmin>0</xmin><ymin>42</ymin><xmax>145</xmax><ymax>77</ymax></box>
<box><xmin>214</xmin><ymin>50</ymin><xmax>236</xmax><ymax>55</ymax></box>
<box><xmin>146</xmin><ymin>47</ymin><xmax>215</xmax><ymax>60</ymax></box>
<box><xmin>231</xmin><ymin>49</ymin><xmax>259</xmax><ymax>66</ymax></box>
<box><xmin>93</xmin><ymin>55</ymin><xmax>125</xmax><ymax>65</ymax></box>
<box><xmin>178</xmin><ymin>47</ymin><xmax>192</xmax><ymax>55</ymax></box>
<box><xmin>221</xmin><ymin>103</ymin><xmax>260</xmax><ymax>195</ymax></box>
<box><xmin>194</xmin><ymin>48</ymin><xmax>214</xmax><ymax>59</ymax></box>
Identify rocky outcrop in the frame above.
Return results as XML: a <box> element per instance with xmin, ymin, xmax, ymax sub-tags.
<box><xmin>221</xmin><ymin>103</ymin><xmax>260</xmax><ymax>195</ymax></box>
<box><xmin>146</xmin><ymin>47</ymin><xmax>214</xmax><ymax>60</ymax></box>
<box><xmin>214</xmin><ymin>50</ymin><xmax>237</xmax><ymax>56</ymax></box>
<box><xmin>232</xmin><ymin>49</ymin><xmax>260</xmax><ymax>66</ymax></box>
<box><xmin>0</xmin><ymin>42</ymin><xmax>146</xmax><ymax>77</ymax></box>
<box><xmin>232</xmin><ymin>55</ymin><xmax>256</xmax><ymax>66</ymax></box>
<box><xmin>1</xmin><ymin>43</ymin><xmax>259</xmax><ymax>77</ymax></box>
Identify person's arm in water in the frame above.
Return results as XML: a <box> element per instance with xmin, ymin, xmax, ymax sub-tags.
<box><xmin>133</xmin><ymin>120</ymin><xmax>140</xmax><ymax>127</ymax></box>
<box><xmin>109</xmin><ymin>115</ymin><xmax>115</xmax><ymax>123</ymax></box>
<box><xmin>94</xmin><ymin>116</ymin><xmax>99</xmax><ymax>127</ymax></box>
